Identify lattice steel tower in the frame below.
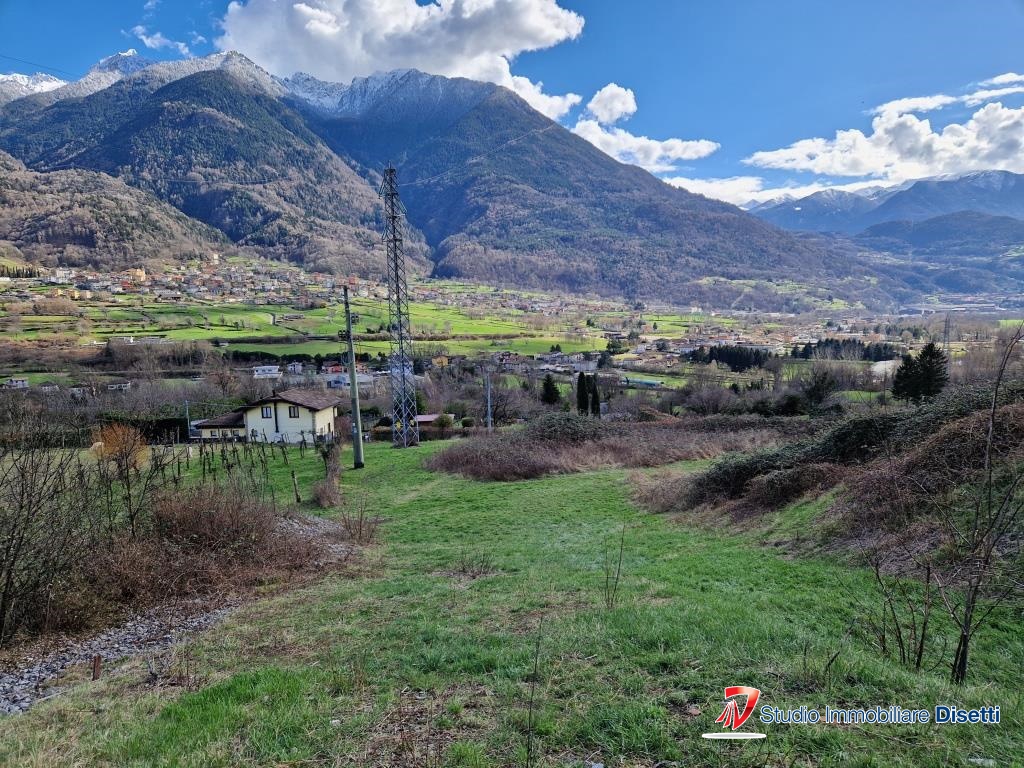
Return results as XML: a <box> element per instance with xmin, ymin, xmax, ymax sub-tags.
<box><xmin>380</xmin><ymin>165</ymin><xmax>419</xmax><ymax>447</ymax></box>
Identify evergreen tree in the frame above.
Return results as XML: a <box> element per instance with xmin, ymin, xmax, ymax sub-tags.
<box><xmin>916</xmin><ymin>342</ymin><xmax>949</xmax><ymax>399</ymax></box>
<box><xmin>541</xmin><ymin>373</ymin><xmax>561</xmax><ymax>405</ymax></box>
<box><xmin>892</xmin><ymin>343</ymin><xmax>948</xmax><ymax>403</ymax></box>
<box><xmin>589</xmin><ymin>375</ymin><xmax>601</xmax><ymax>416</ymax></box>
<box><xmin>576</xmin><ymin>372</ymin><xmax>589</xmax><ymax>413</ymax></box>
<box><xmin>891</xmin><ymin>354</ymin><xmax>919</xmax><ymax>402</ymax></box>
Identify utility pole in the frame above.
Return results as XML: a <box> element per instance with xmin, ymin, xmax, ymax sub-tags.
<box><xmin>943</xmin><ymin>312</ymin><xmax>952</xmax><ymax>375</ymax></box>
<box><xmin>380</xmin><ymin>164</ymin><xmax>419</xmax><ymax>447</ymax></box>
<box><xmin>343</xmin><ymin>285</ymin><xmax>364</xmax><ymax>469</ymax></box>
<box><xmin>485</xmin><ymin>367</ymin><xmax>493</xmax><ymax>432</ymax></box>
<box><xmin>184</xmin><ymin>399</ymin><xmax>191</xmax><ymax>441</ymax></box>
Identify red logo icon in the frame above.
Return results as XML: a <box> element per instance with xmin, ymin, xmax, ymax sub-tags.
<box><xmin>702</xmin><ymin>686</ymin><xmax>767</xmax><ymax>740</ymax></box>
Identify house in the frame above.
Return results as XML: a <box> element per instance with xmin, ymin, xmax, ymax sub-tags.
<box><xmin>3</xmin><ymin>377</ymin><xmax>29</xmax><ymax>390</ymax></box>
<box><xmin>325</xmin><ymin>371</ymin><xmax>377</xmax><ymax>395</ymax></box>
<box><xmin>204</xmin><ymin>389</ymin><xmax>345</xmax><ymax>443</ymax></box>
<box><xmin>286</xmin><ymin>362</ymin><xmax>304</xmax><ymax>375</ymax></box>
<box><xmin>193</xmin><ymin>411</ymin><xmax>246</xmax><ymax>441</ymax></box>
<box><xmin>252</xmin><ymin>365</ymin><xmax>282</xmax><ymax>379</ymax></box>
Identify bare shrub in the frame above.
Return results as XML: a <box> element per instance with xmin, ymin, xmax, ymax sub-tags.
<box><xmin>312</xmin><ymin>478</ymin><xmax>342</xmax><ymax>509</ymax></box>
<box><xmin>453</xmin><ymin>551</ymin><xmax>496</xmax><ymax>578</ymax></box>
<box><xmin>152</xmin><ymin>481</ymin><xmax>276</xmax><ymax>557</ymax></box>
<box><xmin>848</xmin><ymin>403</ymin><xmax>1024</xmax><ymax>526</ymax></box>
<box><xmin>0</xmin><ymin>412</ymin><xmax>101</xmax><ymax>643</ymax></box>
<box><xmin>338</xmin><ymin>497</ymin><xmax>379</xmax><ymax>544</ymax></box>
<box><xmin>427</xmin><ymin>416</ymin><xmax>789</xmax><ymax>482</ymax></box>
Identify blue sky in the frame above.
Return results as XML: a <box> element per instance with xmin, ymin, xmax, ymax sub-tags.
<box><xmin>2</xmin><ymin>0</ymin><xmax>1024</xmax><ymax>203</ymax></box>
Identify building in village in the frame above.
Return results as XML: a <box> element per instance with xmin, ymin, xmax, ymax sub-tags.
<box><xmin>194</xmin><ymin>389</ymin><xmax>344</xmax><ymax>443</ymax></box>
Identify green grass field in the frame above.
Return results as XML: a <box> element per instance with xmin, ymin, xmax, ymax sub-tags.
<box><xmin>0</xmin><ymin>442</ymin><xmax>1020</xmax><ymax>766</ymax></box>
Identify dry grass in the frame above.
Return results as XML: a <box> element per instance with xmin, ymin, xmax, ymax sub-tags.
<box><xmin>33</xmin><ymin>484</ymin><xmax>328</xmax><ymax>640</ymax></box>
<box><xmin>847</xmin><ymin>403</ymin><xmax>1024</xmax><ymax>526</ymax></box>
<box><xmin>426</xmin><ymin>415</ymin><xmax>791</xmax><ymax>482</ymax></box>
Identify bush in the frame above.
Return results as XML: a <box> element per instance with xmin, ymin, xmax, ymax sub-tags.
<box><xmin>745</xmin><ymin>463</ymin><xmax>846</xmax><ymax>510</ymax></box>
<box><xmin>523</xmin><ymin>412</ymin><xmax>606</xmax><ymax>443</ymax></box>
<box><xmin>677</xmin><ymin>382</ymin><xmax>1024</xmax><ymax>511</ymax></box>
<box><xmin>427</xmin><ymin>415</ymin><xmax>791</xmax><ymax>482</ymax></box>
<box><xmin>312</xmin><ymin>478</ymin><xmax>342</xmax><ymax>509</ymax></box>
<box><xmin>153</xmin><ymin>481</ymin><xmax>276</xmax><ymax>558</ymax></box>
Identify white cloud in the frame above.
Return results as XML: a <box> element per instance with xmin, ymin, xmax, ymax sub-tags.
<box><xmin>571</xmin><ymin>82</ymin><xmax>717</xmax><ymax>172</ymax></box>
<box><xmin>586</xmin><ymin>83</ymin><xmax>636</xmax><ymax>124</ymax></box>
<box><xmin>662</xmin><ymin>175</ymin><xmax>890</xmax><ymax>206</ymax></box>
<box><xmin>981</xmin><ymin>72</ymin><xmax>1024</xmax><ymax>86</ymax></box>
<box><xmin>745</xmin><ymin>100</ymin><xmax>1024</xmax><ymax>181</ymax></box>
<box><xmin>216</xmin><ymin>0</ymin><xmax>585</xmax><ymax>119</ymax></box>
<box><xmin>573</xmin><ymin>118</ymin><xmax>718</xmax><ymax>172</ymax></box>
<box><xmin>871</xmin><ymin>94</ymin><xmax>957</xmax><ymax>116</ymax></box>
<box><xmin>963</xmin><ymin>85</ymin><xmax>1024</xmax><ymax>107</ymax></box>
<box><xmin>132</xmin><ymin>25</ymin><xmax>191</xmax><ymax>57</ymax></box>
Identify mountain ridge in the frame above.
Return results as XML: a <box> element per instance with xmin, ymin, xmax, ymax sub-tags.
<box><xmin>2</xmin><ymin>50</ymin><xmax>1014</xmax><ymax>308</ymax></box>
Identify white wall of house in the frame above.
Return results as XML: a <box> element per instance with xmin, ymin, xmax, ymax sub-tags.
<box><xmin>243</xmin><ymin>403</ymin><xmax>337</xmax><ymax>442</ymax></box>
<box><xmin>198</xmin><ymin>426</ymin><xmax>245</xmax><ymax>440</ymax></box>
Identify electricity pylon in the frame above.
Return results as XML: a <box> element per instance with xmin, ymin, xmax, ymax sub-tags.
<box><xmin>380</xmin><ymin>165</ymin><xmax>419</xmax><ymax>447</ymax></box>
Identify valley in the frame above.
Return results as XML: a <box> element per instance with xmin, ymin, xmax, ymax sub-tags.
<box><xmin>1</xmin><ymin>14</ymin><xmax>1024</xmax><ymax>767</ymax></box>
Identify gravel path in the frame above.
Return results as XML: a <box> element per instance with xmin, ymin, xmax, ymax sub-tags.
<box><xmin>0</xmin><ymin>513</ymin><xmax>352</xmax><ymax>716</ymax></box>
<box><xmin>0</xmin><ymin>600</ymin><xmax>238</xmax><ymax>714</ymax></box>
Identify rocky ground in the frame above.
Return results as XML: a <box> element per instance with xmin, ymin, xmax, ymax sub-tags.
<box><xmin>0</xmin><ymin>598</ymin><xmax>237</xmax><ymax>714</ymax></box>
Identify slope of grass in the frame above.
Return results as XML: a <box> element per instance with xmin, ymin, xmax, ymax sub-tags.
<box><xmin>0</xmin><ymin>443</ymin><xmax>1020</xmax><ymax>766</ymax></box>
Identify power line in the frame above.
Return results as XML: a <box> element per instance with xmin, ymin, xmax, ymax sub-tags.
<box><xmin>0</xmin><ymin>52</ymin><xmax>75</xmax><ymax>78</ymax></box>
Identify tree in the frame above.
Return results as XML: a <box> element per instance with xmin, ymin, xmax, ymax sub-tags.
<box><xmin>540</xmin><ymin>374</ymin><xmax>561</xmax><ymax>405</ymax></box>
<box><xmin>893</xmin><ymin>344</ymin><xmax>948</xmax><ymax>403</ymax></box>
<box><xmin>916</xmin><ymin>342</ymin><xmax>949</xmax><ymax>399</ymax></box>
<box><xmin>589</xmin><ymin>375</ymin><xmax>601</xmax><ymax>416</ymax></box>
<box><xmin>933</xmin><ymin>324</ymin><xmax>1024</xmax><ymax>683</ymax></box>
<box><xmin>891</xmin><ymin>354</ymin><xmax>919</xmax><ymax>402</ymax></box>
<box><xmin>576</xmin><ymin>372</ymin><xmax>589</xmax><ymax>414</ymax></box>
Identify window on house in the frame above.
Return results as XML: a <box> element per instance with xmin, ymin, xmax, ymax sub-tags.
<box><xmin>261</xmin><ymin>406</ymin><xmax>272</xmax><ymax>418</ymax></box>
<box><xmin>210</xmin><ymin>430</ymin><xmax>219</xmax><ymax>437</ymax></box>
<box><xmin>288</xmin><ymin>405</ymin><xmax>299</xmax><ymax>418</ymax></box>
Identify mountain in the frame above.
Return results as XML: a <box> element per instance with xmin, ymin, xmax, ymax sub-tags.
<box><xmin>0</xmin><ymin>57</ymin><xmax>431</xmax><ymax>277</ymax></box>
<box><xmin>754</xmin><ymin>189</ymin><xmax>877</xmax><ymax>233</ymax></box>
<box><xmin>293</xmin><ymin>69</ymin><xmax>873</xmax><ymax>307</ymax></box>
<box><xmin>855</xmin><ymin>211</ymin><xmax>1024</xmax><ymax>257</ymax></box>
<box><xmin>0</xmin><ymin>55</ymin><xmax>859</xmax><ymax>308</ymax></box>
<box><xmin>0</xmin><ymin>150</ymin><xmax>227</xmax><ymax>268</ymax></box>
<box><xmin>0</xmin><ymin>73</ymin><xmax>66</xmax><ymax>106</ymax></box>
<box><xmin>753</xmin><ymin>172</ymin><xmax>1024</xmax><ymax>234</ymax></box>
<box><xmin>870</xmin><ymin>171</ymin><xmax>1024</xmax><ymax>223</ymax></box>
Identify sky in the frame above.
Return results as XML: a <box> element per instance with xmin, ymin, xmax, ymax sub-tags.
<box><xmin>2</xmin><ymin>0</ymin><xmax>1024</xmax><ymax>205</ymax></box>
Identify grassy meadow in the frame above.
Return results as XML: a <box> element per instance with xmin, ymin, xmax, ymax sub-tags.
<box><xmin>0</xmin><ymin>441</ymin><xmax>1020</xmax><ymax>767</ymax></box>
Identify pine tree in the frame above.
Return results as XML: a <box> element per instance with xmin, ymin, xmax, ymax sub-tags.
<box><xmin>892</xmin><ymin>344</ymin><xmax>948</xmax><ymax>403</ymax></box>
<box><xmin>541</xmin><ymin>373</ymin><xmax>561</xmax><ymax>405</ymax></box>
<box><xmin>915</xmin><ymin>342</ymin><xmax>949</xmax><ymax>399</ymax></box>
<box><xmin>891</xmin><ymin>354</ymin><xmax>920</xmax><ymax>402</ymax></box>
<box><xmin>576</xmin><ymin>372</ymin><xmax>589</xmax><ymax>414</ymax></box>
<box><xmin>589</xmin><ymin>375</ymin><xmax>601</xmax><ymax>416</ymax></box>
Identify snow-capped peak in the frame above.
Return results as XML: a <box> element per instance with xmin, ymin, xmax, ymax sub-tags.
<box><xmin>280</xmin><ymin>69</ymin><xmax>428</xmax><ymax>116</ymax></box>
<box><xmin>0</xmin><ymin>72</ymin><xmax>67</xmax><ymax>106</ymax></box>
<box><xmin>91</xmin><ymin>49</ymin><xmax>153</xmax><ymax>75</ymax></box>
